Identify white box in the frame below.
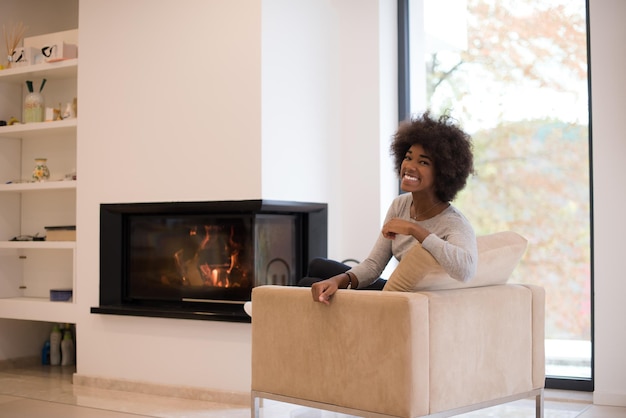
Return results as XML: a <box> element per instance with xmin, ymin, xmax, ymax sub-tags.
<box><xmin>24</xmin><ymin>29</ymin><xmax>78</xmax><ymax>64</ymax></box>
<box><xmin>45</xmin><ymin>226</ymin><xmax>76</xmax><ymax>241</ymax></box>
<box><xmin>12</xmin><ymin>46</ymin><xmax>38</xmax><ymax>67</ymax></box>
<box><xmin>39</xmin><ymin>42</ymin><xmax>78</xmax><ymax>63</ymax></box>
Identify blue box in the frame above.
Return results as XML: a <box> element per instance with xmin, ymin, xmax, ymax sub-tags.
<box><xmin>50</xmin><ymin>289</ymin><xmax>72</xmax><ymax>302</ymax></box>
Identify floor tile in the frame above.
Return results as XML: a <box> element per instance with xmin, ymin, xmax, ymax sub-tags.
<box><xmin>577</xmin><ymin>404</ymin><xmax>626</xmax><ymax>418</ymax></box>
<box><xmin>0</xmin><ymin>398</ymin><xmax>150</xmax><ymax>418</ymax></box>
<box><xmin>0</xmin><ymin>365</ymin><xmax>625</xmax><ymax>418</ymax></box>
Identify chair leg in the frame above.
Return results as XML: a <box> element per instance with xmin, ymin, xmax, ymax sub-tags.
<box><xmin>535</xmin><ymin>389</ymin><xmax>544</xmax><ymax>418</ymax></box>
<box><xmin>252</xmin><ymin>393</ymin><xmax>261</xmax><ymax>418</ymax></box>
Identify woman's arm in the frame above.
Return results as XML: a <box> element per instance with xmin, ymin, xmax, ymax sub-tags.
<box><xmin>311</xmin><ymin>272</ymin><xmax>355</xmax><ymax>304</ymax></box>
<box><xmin>420</xmin><ymin>210</ymin><xmax>477</xmax><ymax>282</ymax></box>
<box><xmin>380</xmin><ymin>206</ymin><xmax>477</xmax><ymax>282</ymax></box>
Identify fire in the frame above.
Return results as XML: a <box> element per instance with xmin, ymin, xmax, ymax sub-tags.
<box><xmin>174</xmin><ymin>224</ymin><xmax>248</xmax><ymax>288</ymax></box>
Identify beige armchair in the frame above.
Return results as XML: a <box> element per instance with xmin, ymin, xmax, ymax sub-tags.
<box><xmin>250</xmin><ymin>232</ymin><xmax>545</xmax><ymax>417</ymax></box>
<box><xmin>251</xmin><ymin>284</ymin><xmax>544</xmax><ymax>417</ymax></box>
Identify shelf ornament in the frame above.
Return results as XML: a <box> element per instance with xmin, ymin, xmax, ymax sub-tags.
<box><xmin>32</xmin><ymin>158</ymin><xmax>50</xmax><ymax>182</ymax></box>
<box><xmin>24</xmin><ymin>79</ymin><xmax>46</xmax><ymax>123</ymax></box>
<box><xmin>3</xmin><ymin>22</ymin><xmax>27</xmax><ymax>69</ymax></box>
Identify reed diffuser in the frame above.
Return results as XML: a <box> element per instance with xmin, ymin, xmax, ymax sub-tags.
<box><xmin>24</xmin><ymin>79</ymin><xmax>46</xmax><ymax>123</ymax></box>
<box><xmin>3</xmin><ymin>22</ymin><xmax>26</xmax><ymax>69</ymax></box>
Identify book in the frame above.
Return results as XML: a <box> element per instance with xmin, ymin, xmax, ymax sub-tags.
<box><xmin>45</xmin><ymin>225</ymin><xmax>76</xmax><ymax>241</ymax></box>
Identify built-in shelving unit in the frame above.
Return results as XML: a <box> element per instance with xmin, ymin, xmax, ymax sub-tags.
<box><xmin>0</xmin><ymin>56</ymin><xmax>78</xmax><ymax>323</ymax></box>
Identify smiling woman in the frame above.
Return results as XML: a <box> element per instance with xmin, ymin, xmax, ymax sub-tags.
<box><xmin>296</xmin><ymin>111</ymin><xmax>478</xmax><ymax>305</ymax></box>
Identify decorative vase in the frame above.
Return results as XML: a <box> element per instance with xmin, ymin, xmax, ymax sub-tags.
<box><xmin>32</xmin><ymin>158</ymin><xmax>50</xmax><ymax>182</ymax></box>
<box><xmin>24</xmin><ymin>92</ymin><xmax>44</xmax><ymax>123</ymax></box>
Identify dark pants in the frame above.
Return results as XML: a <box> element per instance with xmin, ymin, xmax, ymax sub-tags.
<box><xmin>297</xmin><ymin>258</ymin><xmax>387</xmax><ymax>290</ymax></box>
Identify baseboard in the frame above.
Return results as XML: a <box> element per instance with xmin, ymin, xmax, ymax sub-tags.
<box><xmin>593</xmin><ymin>391</ymin><xmax>626</xmax><ymax>407</ymax></box>
<box><xmin>72</xmin><ymin>373</ymin><xmax>250</xmax><ymax>406</ymax></box>
<box><xmin>0</xmin><ymin>356</ymin><xmax>39</xmax><ymax>371</ymax></box>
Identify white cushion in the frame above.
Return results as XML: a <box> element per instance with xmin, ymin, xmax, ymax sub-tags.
<box><xmin>383</xmin><ymin>231</ymin><xmax>528</xmax><ymax>292</ymax></box>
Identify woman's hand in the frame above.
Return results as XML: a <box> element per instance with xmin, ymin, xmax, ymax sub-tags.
<box><xmin>311</xmin><ymin>274</ymin><xmax>344</xmax><ymax>305</ymax></box>
<box><xmin>382</xmin><ymin>218</ymin><xmax>430</xmax><ymax>242</ymax></box>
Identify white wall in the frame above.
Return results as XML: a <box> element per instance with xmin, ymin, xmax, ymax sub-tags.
<box><xmin>261</xmin><ymin>0</ymin><xmax>398</xmax><ymax>259</ymax></box>
<box><xmin>76</xmin><ymin>0</ymin><xmax>397</xmax><ymax>393</ymax></box>
<box><xmin>261</xmin><ymin>0</ymin><xmax>339</xmax><ymax>206</ymax></box>
<box><xmin>588</xmin><ymin>0</ymin><xmax>626</xmax><ymax>407</ymax></box>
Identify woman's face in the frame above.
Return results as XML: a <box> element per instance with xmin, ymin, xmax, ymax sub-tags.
<box><xmin>400</xmin><ymin>144</ymin><xmax>437</xmax><ymax>195</ymax></box>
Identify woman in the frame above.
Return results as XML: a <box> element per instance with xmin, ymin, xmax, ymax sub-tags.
<box><xmin>308</xmin><ymin>111</ymin><xmax>478</xmax><ymax>304</ymax></box>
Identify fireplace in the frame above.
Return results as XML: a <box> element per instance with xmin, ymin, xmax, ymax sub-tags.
<box><xmin>91</xmin><ymin>200</ymin><xmax>327</xmax><ymax>322</ymax></box>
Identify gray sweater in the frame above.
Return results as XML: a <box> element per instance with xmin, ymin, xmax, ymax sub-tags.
<box><xmin>349</xmin><ymin>193</ymin><xmax>478</xmax><ymax>288</ymax></box>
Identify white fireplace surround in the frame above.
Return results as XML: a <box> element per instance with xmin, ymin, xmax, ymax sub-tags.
<box><xmin>74</xmin><ymin>0</ymin><xmax>398</xmax><ymax>395</ymax></box>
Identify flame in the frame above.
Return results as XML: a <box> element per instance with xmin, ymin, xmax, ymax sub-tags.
<box><xmin>173</xmin><ymin>224</ymin><xmax>248</xmax><ymax>288</ymax></box>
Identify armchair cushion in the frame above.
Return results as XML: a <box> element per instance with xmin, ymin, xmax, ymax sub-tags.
<box><xmin>384</xmin><ymin>231</ymin><xmax>527</xmax><ymax>292</ymax></box>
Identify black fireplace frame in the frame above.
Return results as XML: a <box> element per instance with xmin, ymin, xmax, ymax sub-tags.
<box><xmin>91</xmin><ymin>200</ymin><xmax>327</xmax><ymax>323</ymax></box>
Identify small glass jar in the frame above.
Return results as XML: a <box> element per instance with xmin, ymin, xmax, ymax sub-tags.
<box><xmin>32</xmin><ymin>158</ymin><xmax>50</xmax><ymax>182</ymax></box>
<box><xmin>24</xmin><ymin>92</ymin><xmax>45</xmax><ymax>123</ymax></box>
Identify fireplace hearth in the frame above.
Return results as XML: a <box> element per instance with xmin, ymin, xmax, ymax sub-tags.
<box><xmin>91</xmin><ymin>200</ymin><xmax>327</xmax><ymax>322</ymax></box>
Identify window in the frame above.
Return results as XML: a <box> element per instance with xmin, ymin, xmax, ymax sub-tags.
<box><xmin>400</xmin><ymin>0</ymin><xmax>592</xmax><ymax>389</ymax></box>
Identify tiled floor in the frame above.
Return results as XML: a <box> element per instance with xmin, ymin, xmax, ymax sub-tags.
<box><xmin>0</xmin><ymin>365</ymin><xmax>624</xmax><ymax>417</ymax></box>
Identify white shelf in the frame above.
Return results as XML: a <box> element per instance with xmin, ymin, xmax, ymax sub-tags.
<box><xmin>0</xmin><ymin>297</ymin><xmax>77</xmax><ymax>323</ymax></box>
<box><xmin>0</xmin><ymin>59</ymin><xmax>78</xmax><ymax>84</ymax></box>
<box><xmin>0</xmin><ymin>241</ymin><xmax>76</xmax><ymax>250</ymax></box>
<box><xmin>0</xmin><ymin>179</ymin><xmax>77</xmax><ymax>192</ymax></box>
<box><xmin>0</xmin><ymin>43</ymin><xmax>78</xmax><ymax>327</ymax></box>
<box><xmin>0</xmin><ymin>118</ymin><xmax>77</xmax><ymax>139</ymax></box>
